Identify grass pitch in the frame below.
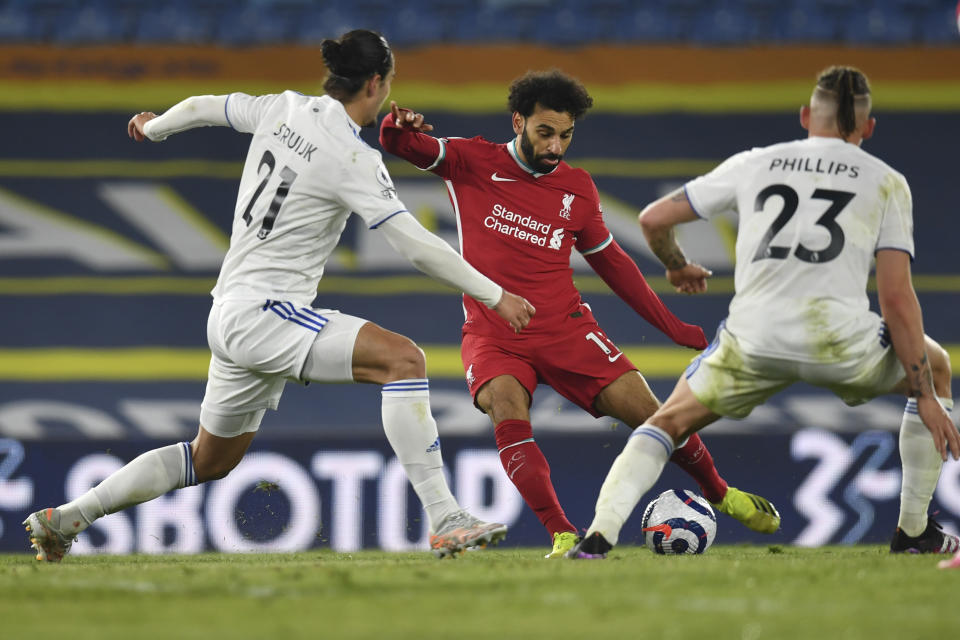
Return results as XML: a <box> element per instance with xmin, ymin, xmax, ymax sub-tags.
<box><xmin>1</xmin><ymin>545</ymin><xmax>957</xmax><ymax>639</ymax></box>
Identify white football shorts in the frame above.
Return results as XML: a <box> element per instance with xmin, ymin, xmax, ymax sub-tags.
<box><xmin>686</xmin><ymin>316</ymin><xmax>905</xmax><ymax>419</ymax></box>
<box><xmin>199</xmin><ymin>299</ymin><xmax>367</xmax><ymax>437</ymax></box>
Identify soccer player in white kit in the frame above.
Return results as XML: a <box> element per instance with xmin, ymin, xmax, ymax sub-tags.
<box><xmin>23</xmin><ymin>30</ymin><xmax>535</xmax><ymax>561</ymax></box>
<box><xmin>569</xmin><ymin>66</ymin><xmax>960</xmax><ymax>559</ymax></box>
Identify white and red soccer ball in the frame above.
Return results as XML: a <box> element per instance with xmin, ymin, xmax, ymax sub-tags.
<box><xmin>641</xmin><ymin>489</ymin><xmax>717</xmax><ymax>555</ymax></box>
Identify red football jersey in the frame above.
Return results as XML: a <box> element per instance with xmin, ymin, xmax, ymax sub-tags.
<box><xmin>432</xmin><ymin>136</ymin><xmax>612</xmax><ymax>339</ymax></box>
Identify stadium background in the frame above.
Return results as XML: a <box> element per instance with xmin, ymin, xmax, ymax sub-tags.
<box><xmin>0</xmin><ymin>0</ymin><xmax>959</xmax><ymax>554</ymax></box>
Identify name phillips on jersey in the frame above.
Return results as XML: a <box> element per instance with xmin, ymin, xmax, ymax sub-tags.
<box><xmin>486</xmin><ymin>202</ymin><xmax>564</xmax><ymax>250</ymax></box>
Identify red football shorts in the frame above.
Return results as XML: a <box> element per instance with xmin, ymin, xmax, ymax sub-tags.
<box><xmin>461</xmin><ymin>305</ymin><xmax>637</xmax><ymax>417</ymax></box>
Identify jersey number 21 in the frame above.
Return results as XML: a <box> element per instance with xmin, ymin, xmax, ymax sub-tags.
<box><xmin>241</xmin><ymin>149</ymin><xmax>299</xmax><ymax>240</ymax></box>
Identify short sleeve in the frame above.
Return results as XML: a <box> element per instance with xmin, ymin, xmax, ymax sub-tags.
<box><xmin>224</xmin><ymin>92</ymin><xmax>282</xmax><ymax>134</ymax></box>
<box><xmin>575</xmin><ymin>178</ymin><xmax>613</xmax><ymax>255</ymax></box>
<box><xmin>337</xmin><ymin>149</ymin><xmax>410</xmax><ymax>228</ymax></box>
<box><xmin>683</xmin><ymin>150</ymin><xmax>752</xmax><ymax>220</ymax></box>
<box><xmin>875</xmin><ymin>172</ymin><xmax>914</xmax><ymax>259</ymax></box>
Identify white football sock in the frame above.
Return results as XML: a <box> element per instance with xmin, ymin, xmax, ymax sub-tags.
<box><xmin>57</xmin><ymin>443</ymin><xmax>196</xmax><ymax>536</ymax></box>
<box><xmin>898</xmin><ymin>397</ymin><xmax>953</xmax><ymax>537</ymax></box>
<box><xmin>587</xmin><ymin>424</ymin><xmax>674</xmax><ymax>546</ymax></box>
<box><xmin>381</xmin><ymin>379</ymin><xmax>460</xmax><ymax>531</ymax></box>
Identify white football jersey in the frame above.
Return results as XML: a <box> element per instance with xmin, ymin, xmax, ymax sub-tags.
<box><xmin>212</xmin><ymin>91</ymin><xmax>407</xmax><ymax>306</ymax></box>
<box><xmin>685</xmin><ymin>136</ymin><xmax>913</xmax><ymax>362</ymax></box>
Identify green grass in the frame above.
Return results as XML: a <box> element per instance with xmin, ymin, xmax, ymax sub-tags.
<box><xmin>1</xmin><ymin>545</ymin><xmax>957</xmax><ymax>639</ymax></box>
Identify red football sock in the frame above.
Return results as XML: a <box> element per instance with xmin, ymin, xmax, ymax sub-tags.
<box><xmin>495</xmin><ymin>419</ymin><xmax>576</xmax><ymax>540</ymax></box>
<box><xmin>670</xmin><ymin>433</ymin><xmax>728</xmax><ymax>504</ymax></box>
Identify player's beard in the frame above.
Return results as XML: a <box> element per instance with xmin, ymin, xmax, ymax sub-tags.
<box><xmin>520</xmin><ymin>127</ymin><xmax>562</xmax><ymax>174</ymax></box>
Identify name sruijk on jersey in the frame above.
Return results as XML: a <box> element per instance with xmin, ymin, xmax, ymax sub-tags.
<box><xmin>0</xmin><ymin>179</ymin><xmax>738</xmax><ymax>275</ymax></box>
<box><xmin>272</xmin><ymin>123</ymin><xmax>317</xmax><ymax>163</ymax></box>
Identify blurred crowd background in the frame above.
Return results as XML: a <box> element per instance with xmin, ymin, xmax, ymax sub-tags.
<box><xmin>0</xmin><ymin>0</ymin><xmax>957</xmax><ymax>46</ymax></box>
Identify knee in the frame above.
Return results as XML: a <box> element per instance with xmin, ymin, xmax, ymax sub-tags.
<box><xmin>384</xmin><ymin>337</ymin><xmax>426</xmax><ymax>381</ymax></box>
<box><xmin>477</xmin><ymin>379</ymin><xmax>529</xmax><ymax>423</ymax></box>
<box><xmin>192</xmin><ymin>452</ymin><xmax>240</xmax><ymax>483</ymax></box>
<box><xmin>644</xmin><ymin>415</ymin><xmax>688</xmax><ymax>447</ymax></box>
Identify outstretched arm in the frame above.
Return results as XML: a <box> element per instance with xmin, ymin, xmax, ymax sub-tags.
<box><xmin>585</xmin><ymin>239</ymin><xmax>707</xmax><ymax>349</ymax></box>
<box><xmin>638</xmin><ymin>188</ymin><xmax>712</xmax><ymax>294</ymax></box>
<box><xmin>378</xmin><ymin>211</ymin><xmax>535</xmax><ymax>333</ymax></box>
<box><xmin>877</xmin><ymin>249</ymin><xmax>959</xmax><ymax>460</ymax></box>
<box><xmin>379</xmin><ymin>101</ymin><xmax>444</xmax><ymax>169</ymax></box>
<box><xmin>128</xmin><ymin>95</ymin><xmax>229</xmax><ymax>143</ymax></box>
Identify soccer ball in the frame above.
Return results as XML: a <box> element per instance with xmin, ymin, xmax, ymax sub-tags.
<box><xmin>641</xmin><ymin>489</ymin><xmax>717</xmax><ymax>555</ymax></box>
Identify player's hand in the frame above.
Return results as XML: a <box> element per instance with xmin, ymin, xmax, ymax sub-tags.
<box><xmin>666</xmin><ymin>263</ymin><xmax>712</xmax><ymax>295</ymax></box>
<box><xmin>389</xmin><ymin>101</ymin><xmax>434</xmax><ymax>132</ymax></box>
<box><xmin>127</xmin><ymin>112</ymin><xmax>157</xmax><ymax>142</ymax></box>
<box><xmin>917</xmin><ymin>395</ymin><xmax>960</xmax><ymax>461</ymax></box>
<box><xmin>494</xmin><ymin>291</ymin><xmax>536</xmax><ymax>333</ymax></box>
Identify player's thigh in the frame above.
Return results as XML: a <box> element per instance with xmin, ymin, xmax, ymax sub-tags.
<box><xmin>297</xmin><ymin>312</ymin><xmax>403</xmax><ymax>384</ymax></box>
<box><xmin>348</xmin><ymin>321</ymin><xmax>425</xmax><ymax>384</ymax></box>
<box><xmin>647</xmin><ymin>377</ymin><xmax>722</xmax><ymax>443</ymax></box>
<box><xmin>462</xmin><ymin>333</ymin><xmax>538</xmax><ymax>421</ymax></box>
<box><xmin>685</xmin><ymin>326</ymin><xmax>792</xmax><ymax>419</ymax></box>
<box><xmin>812</xmin><ymin>333</ymin><xmax>906</xmax><ymax>406</ymax></box>
<box><xmin>925</xmin><ymin>335</ymin><xmax>952</xmax><ymax>397</ymax></box>
<box><xmin>534</xmin><ymin>321</ymin><xmax>635</xmax><ymax>418</ymax></box>
<box><xmin>847</xmin><ymin>335</ymin><xmax>950</xmax><ymax>401</ymax></box>
<box><xmin>216</xmin><ymin>300</ymin><xmax>328</xmax><ymax>378</ymax></box>
<box><xmin>201</xmin><ymin>349</ymin><xmax>284</xmax><ymax>438</ymax></box>
<box><xmin>594</xmin><ymin>370</ymin><xmax>661</xmax><ymax>428</ymax></box>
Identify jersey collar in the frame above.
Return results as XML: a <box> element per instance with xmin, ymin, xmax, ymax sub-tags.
<box><xmin>328</xmin><ymin>95</ymin><xmax>364</xmax><ymax>140</ymax></box>
<box><xmin>344</xmin><ymin>113</ymin><xmax>363</xmax><ymax>139</ymax></box>
<box><xmin>507</xmin><ymin>138</ymin><xmax>557</xmax><ymax>178</ymax></box>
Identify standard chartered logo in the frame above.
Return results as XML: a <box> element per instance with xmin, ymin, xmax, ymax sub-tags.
<box><xmin>549</xmin><ymin>228</ymin><xmax>564</xmax><ymax>250</ymax></box>
<box><xmin>484</xmin><ymin>203</ymin><xmax>564</xmax><ymax>251</ymax></box>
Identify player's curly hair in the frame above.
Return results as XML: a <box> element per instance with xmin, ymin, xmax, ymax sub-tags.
<box><xmin>507</xmin><ymin>70</ymin><xmax>593</xmax><ymax>120</ymax></box>
<box><xmin>320</xmin><ymin>30</ymin><xmax>393</xmax><ymax>101</ymax></box>
<box><xmin>815</xmin><ymin>66</ymin><xmax>871</xmax><ymax>140</ymax></box>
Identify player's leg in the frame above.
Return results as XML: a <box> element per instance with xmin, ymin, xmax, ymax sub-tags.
<box><xmin>570</xmin><ymin>325</ymin><xmax>787</xmax><ymax>558</ymax></box>
<box><xmin>463</xmin><ymin>333</ymin><xmax>578</xmax><ymax>555</ymax></box>
<box><xmin>26</xmin><ymin>421</ymin><xmax>259</xmax><ymax>562</ymax></box>
<box><xmin>570</xmin><ymin>376</ymin><xmax>721</xmax><ymax>558</ymax></box>
<box><xmin>475</xmin><ymin>373</ymin><xmax>578</xmax><ymax>557</ymax></box>
<box><xmin>311</xmin><ymin>319</ymin><xmax>505</xmax><ymax>556</ymax></box>
<box><xmin>595</xmin><ymin>371</ymin><xmax>728</xmax><ymax>501</ymax></box>
<box><xmin>888</xmin><ymin>335</ymin><xmax>957</xmax><ymax>552</ymax></box>
<box><xmin>594</xmin><ymin>371</ymin><xmax>779</xmax><ymax>533</ymax></box>
<box><xmin>26</xmin><ymin>302</ymin><xmax>272</xmax><ymax>562</ymax></box>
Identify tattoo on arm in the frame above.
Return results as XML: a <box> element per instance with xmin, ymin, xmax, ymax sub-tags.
<box><xmin>648</xmin><ymin>227</ymin><xmax>688</xmax><ymax>270</ymax></box>
<box><xmin>669</xmin><ymin>189</ymin><xmax>687</xmax><ymax>203</ymax></box>
<box><xmin>908</xmin><ymin>352</ymin><xmax>935</xmax><ymax>398</ymax></box>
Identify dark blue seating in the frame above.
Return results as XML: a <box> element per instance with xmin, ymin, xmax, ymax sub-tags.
<box><xmin>0</xmin><ymin>0</ymin><xmax>956</xmax><ymax>47</ymax></box>
<box><xmin>842</xmin><ymin>6</ymin><xmax>917</xmax><ymax>44</ymax></box>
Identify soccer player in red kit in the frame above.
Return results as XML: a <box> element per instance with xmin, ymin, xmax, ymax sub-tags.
<box><xmin>380</xmin><ymin>70</ymin><xmax>780</xmax><ymax>557</ymax></box>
